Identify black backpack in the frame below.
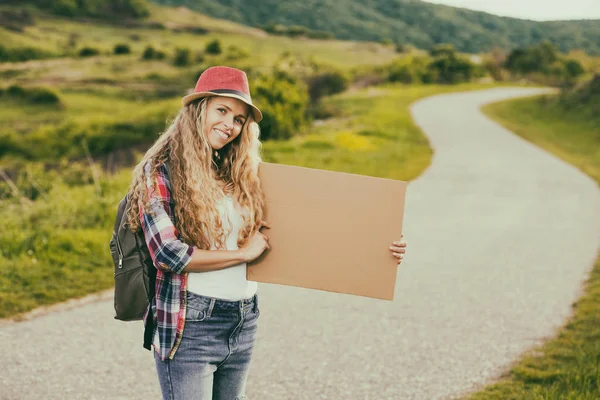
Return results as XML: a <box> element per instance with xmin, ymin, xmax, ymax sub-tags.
<box><xmin>109</xmin><ymin>193</ymin><xmax>156</xmax><ymax>349</ymax></box>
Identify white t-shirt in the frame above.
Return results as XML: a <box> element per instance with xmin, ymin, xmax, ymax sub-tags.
<box><xmin>186</xmin><ymin>195</ymin><xmax>257</xmax><ymax>301</ymax></box>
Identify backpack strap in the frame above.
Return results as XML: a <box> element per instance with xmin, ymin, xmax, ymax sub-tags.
<box><xmin>143</xmin><ymin>311</ymin><xmax>154</xmax><ymax>350</ymax></box>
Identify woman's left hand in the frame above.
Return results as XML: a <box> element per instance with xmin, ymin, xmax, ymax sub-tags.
<box><xmin>389</xmin><ymin>233</ymin><xmax>407</xmax><ymax>266</ymax></box>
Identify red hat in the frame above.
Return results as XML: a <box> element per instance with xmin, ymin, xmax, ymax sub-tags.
<box><xmin>182</xmin><ymin>66</ymin><xmax>263</xmax><ymax>122</ymax></box>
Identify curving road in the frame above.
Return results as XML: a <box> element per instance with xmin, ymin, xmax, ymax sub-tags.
<box><xmin>2</xmin><ymin>87</ymin><xmax>599</xmax><ymax>400</ymax></box>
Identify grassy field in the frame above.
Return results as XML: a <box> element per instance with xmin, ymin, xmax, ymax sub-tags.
<box><xmin>0</xmin><ymin>81</ymin><xmax>502</xmax><ymax>319</ymax></box>
<box><xmin>464</xmin><ymin>96</ymin><xmax>600</xmax><ymax>399</ymax></box>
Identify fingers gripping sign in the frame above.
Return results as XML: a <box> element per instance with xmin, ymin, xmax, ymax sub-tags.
<box><xmin>389</xmin><ymin>233</ymin><xmax>407</xmax><ymax>267</ymax></box>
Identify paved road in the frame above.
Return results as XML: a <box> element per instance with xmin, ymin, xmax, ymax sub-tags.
<box><xmin>2</xmin><ymin>87</ymin><xmax>599</xmax><ymax>400</ymax></box>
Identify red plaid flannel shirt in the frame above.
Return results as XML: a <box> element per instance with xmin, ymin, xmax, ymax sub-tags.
<box><xmin>140</xmin><ymin>161</ymin><xmax>194</xmax><ymax>360</ymax></box>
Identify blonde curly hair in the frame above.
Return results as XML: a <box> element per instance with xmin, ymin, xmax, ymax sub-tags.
<box><xmin>125</xmin><ymin>97</ymin><xmax>264</xmax><ymax>251</ymax></box>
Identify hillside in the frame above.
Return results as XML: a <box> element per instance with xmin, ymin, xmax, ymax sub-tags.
<box><xmin>152</xmin><ymin>0</ymin><xmax>600</xmax><ymax>55</ymax></box>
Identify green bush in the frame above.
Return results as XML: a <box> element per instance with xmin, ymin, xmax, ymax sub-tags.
<box><xmin>505</xmin><ymin>41</ymin><xmax>559</xmax><ymax>74</ymax></box>
<box><xmin>253</xmin><ymin>70</ymin><xmax>309</xmax><ymax>141</ymax></box>
<box><xmin>173</xmin><ymin>47</ymin><xmax>191</xmax><ymax>66</ymax></box>
<box><xmin>205</xmin><ymin>40</ymin><xmax>222</xmax><ymax>55</ymax></box>
<box><xmin>262</xmin><ymin>23</ymin><xmax>333</xmax><ymax>40</ymax></box>
<box><xmin>395</xmin><ymin>43</ymin><xmax>407</xmax><ymax>54</ymax></box>
<box><xmin>563</xmin><ymin>59</ymin><xmax>585</xmax><ymax>79</ymax></box>
<box><xmin>113</xmin><ymin>43</ymin><xmax>130</xmax><ymax>55</ymax></box>
<box><xmin>388</xmin><ymin>56</ymin><xmax>433</xmax><ymax>84</ymax></box>
<box><xmin>141</xmin><ymin>45</ymin><xmax>166</xmax><ymax>61</ymax></box>
<box><xmin>504</xmin><ymin>42</ymin><xmax>587</xmax><ymax>86</ymax></box>
<box><xmin>306</xmin><ymin>70</ymin><xmax>349</xmax><ymax>102</ymax></box>
<box><xmin>78</xmin><ymin>47</ymin><xmax>100</xmax><ymax>57</ymax></box>
<box><xmin>286</xmin><ymin>25</ymin><xmax>308</xmax><ymax>37</ymax></box>
<box><xmin>429</xmin><ymin>54</ymin><xmax>476</xmax><ymax>84</ymax></box>
<box><xmin>0</xmin><ymin>44</ymin><xmax>54</xmax><ymax>63</ymax></box>
<box><xmin>1</xmin><ymin>85</ymin><xmax>62</xmax><ymax>106</ymax></box>
<box><xmin>428</xmin><ymin>44</ymin><xmax>478</xmax><ymax>84</ymax></box>
<box><xmin>0</xmin><ymin>132</ymin><xmax>23</xmax><ymax>158</ymax></box>
<box><xmin>141</xmin><ymin>45</ymin><xmax>155</xmax><ymax>60</ymax></box>
<box><xmin>306</xmin><ymin>30</ymin><xmax>334</xmax><ymax>40</ymax></box>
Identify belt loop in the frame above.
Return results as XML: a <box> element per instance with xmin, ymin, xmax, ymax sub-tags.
<box><xmin>208</xmin><ymin>298</ymin><xmax>216</xmax><ymax>318</ymax></box>
<box><xmin>253</xmin><ymin>294</ymin><xmax>258</xmax><ymax>313</ymax></box>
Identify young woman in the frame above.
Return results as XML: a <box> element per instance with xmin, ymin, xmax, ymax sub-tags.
<box><xmin>124</xmin><ymin>66</ymin><xmax>407</xmax><ymax>399</ymax></box>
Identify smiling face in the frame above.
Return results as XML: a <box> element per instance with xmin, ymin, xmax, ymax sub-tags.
<box><xmin>203</xmin><ymin>96</ymin><xmax>249</xmax><ymax>150</ymax></box>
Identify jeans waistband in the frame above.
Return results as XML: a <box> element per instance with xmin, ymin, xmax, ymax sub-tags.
<box><xmin>186</xmin><ymin>291</ymin><xmax>258</xmax><ymax>314</ymax></box>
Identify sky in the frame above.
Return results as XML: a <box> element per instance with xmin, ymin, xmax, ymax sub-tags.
<box><xmin>422</xmin><ymin>0</ymin><xmax>600</xmax><ymax>21</ymax></box>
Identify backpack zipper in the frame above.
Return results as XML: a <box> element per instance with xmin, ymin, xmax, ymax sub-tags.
<box><xmin>114</xmin><ymin>234</ymin><xmax>124</xmax><ymax>268</ymax></box>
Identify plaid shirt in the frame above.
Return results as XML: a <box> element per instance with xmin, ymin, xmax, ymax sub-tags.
<box><xmin>139</xmin><ymin>161</ymin><xmax>195</xmax><ymax>361</ymax></box>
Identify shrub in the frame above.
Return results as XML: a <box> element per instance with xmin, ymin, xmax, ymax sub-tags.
<box><xmin>253</xmin><ymin>70</ymin><xmax>309</xmax><ymax>141</ymax></box>
<box><xmin>173</xmin><ymin>48</ymin><xmax>191</xmax><ymax>67</ymax></box>
<box><xmin>78</xmin><ymin>47</ymin><xmax>100</xmax><ymax>57</ymax></box>
<box><xmin>563</xmin><ymin>59</ymin><xmax>585</xmax><ymax>79</ymax></box>
<box><xmin>0</xmin><ymin>45</ymin><xmax>54</xmax><ymax>63</ymax></box>
<box><xmin>429</xmin><ymin>44</ymin><xmax>457</xmax><ymax>58</ymax></box>
<box><xmin>387</xmin><ymin>56</ymin><xmax>431</xmax><ymax>84</ymax></box>
<box><xmin>173</xmin><ymin>25</ymin><xmax>208</xmax><ymax>35</ymax></box>
<box><xmin>113</xmin><ymin>43</ymin><xmax>130</xmax><ymax>55</ymax></box>
<box><xmin>25</xmin><ymin>87</ymin><xmax>62</xmax><ymax>105</ymax></box>
<box><xmin>306</xmin><ymin>70</ymin><xmax>349</xmax><ymax>102</ymax></box>
<box><xmin>286</xmin><ymin>25</ymin><xmax>308</xmax><ymax>37</ymax></box>
<box><xmin>2</xmin><ymin>85</ymin><xmax>62</xmax><ymax>107</ymax></box>
<box><xmin>306</xmin><ymin>30</ymin><xmax>334</xmax><ymax>40</ymax></box>
<box><xmin>205</xmin><ymin>40</ymin><xmax>222</xmax><ymax>55</ymax></box>
<box><xmin>141</xmin><ymin>45</ymin><xmax>155</xmax><ymax>60</ymax></box>
<box><xmin>425</xmin><ymin>45</ymin><xmax>478</xmax><ymax>84</ymax></box>
<box><xmin>395</xmin><ymin>43</ymin><xmax>407</xmax><ymax>53</ymax></box>
<box><xmin>505</xmin><ymin>41</ymin><xmax>559</xmax><ymax>74</ymax></box>
<box><xmin>142</xmin><ymin>45</ymin><xmax>166</xmax><ymax>61</ymax></box>
<box><xmin>429</xmin><ymin>54</ymin><xmax>476</xmax><ymax>84</ymax></box>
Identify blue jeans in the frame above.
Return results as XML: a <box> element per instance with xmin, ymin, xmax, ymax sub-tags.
<box><xmin>154</xmin><ymin>292</ymin><xmax>260</xmax><ymax>400</ymax></box>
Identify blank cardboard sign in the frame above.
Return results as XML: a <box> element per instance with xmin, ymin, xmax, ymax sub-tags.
<box><xmin>247</xmin><ymin>162</ymin><xmax>407</xmax><ymax>300</ymax></box>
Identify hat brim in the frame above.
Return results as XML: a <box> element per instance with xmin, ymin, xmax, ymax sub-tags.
<box><xmin>182</xmin><ymin>91</ymin><xmax>263</xmax><ymax>123</ymax></box>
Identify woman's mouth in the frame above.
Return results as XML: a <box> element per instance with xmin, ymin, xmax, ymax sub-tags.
<box><xmin>214</xmin><ymin>128</ymin><xmax>230</xmax><ymax>141</ymax></box>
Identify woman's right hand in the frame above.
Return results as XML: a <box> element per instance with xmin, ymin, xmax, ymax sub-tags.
<box><xmin>241</xmin><ymin>221</ymin><xmax>271</xmax><ymax>263</ymax></box>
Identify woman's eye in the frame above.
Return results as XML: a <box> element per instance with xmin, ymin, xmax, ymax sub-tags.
<box><xmin>217</xmin><ymin>108</ymin><xmax>225</xmax><ymax>114</ymax></box>
<box><xmin>235</xmin><ymin>118</ymin><xmax>243</xmax><ymax>124</ymax></box>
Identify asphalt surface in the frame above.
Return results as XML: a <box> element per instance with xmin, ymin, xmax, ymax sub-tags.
<box><xmin>2</xmin><ymin>87</ymin><xmax>599</xmax><ymax>400</ymax></box>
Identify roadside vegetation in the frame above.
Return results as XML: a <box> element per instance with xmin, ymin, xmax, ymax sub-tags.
<box><xmin>466</xmin><ymin>75</ymin><xmax>600</xmax><ymax>399</ymax></box>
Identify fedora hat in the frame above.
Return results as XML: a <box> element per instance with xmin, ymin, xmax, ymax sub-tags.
<box><xmin>182</xmin><ymin>66</ymin><xmax>263</xmax><ymax>123</ymax></box>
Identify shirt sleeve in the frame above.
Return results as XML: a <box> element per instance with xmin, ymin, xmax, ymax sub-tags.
<box><xmin>139</xmin><ymin>161</ymin><xmax>194</xmax><ymax>274</ymax></box>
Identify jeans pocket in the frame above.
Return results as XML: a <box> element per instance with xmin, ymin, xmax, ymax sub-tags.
<box><xmin>186</xmin><ymin>305</ymin><xmax>209</xmax><ymax>321</ymax></box>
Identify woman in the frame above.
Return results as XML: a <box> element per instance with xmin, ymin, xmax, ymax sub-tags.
<box><xmin>125</xmin><ymin>66</ymin><xmax>407</xmax><ymax>399</ymax></box>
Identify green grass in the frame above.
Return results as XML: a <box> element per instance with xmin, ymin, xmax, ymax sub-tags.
<box><xmin>464</xmin><ymin>96</ymin><xmax>600</xmax><ymax>399</ymax></box>
<box><xmin>482</xmin><ymin>96</ymin><xmax>599</xmax><ymax>183</ymax></box>
<box><xmin>264</xmin><ymin>82</ymin><xmax>501</xmax><ymax>181</ymax></box>
<box><xmin>0</xmin><ymin>82</ymin><xmax>502</xmax><ymax>319</ymax></box>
